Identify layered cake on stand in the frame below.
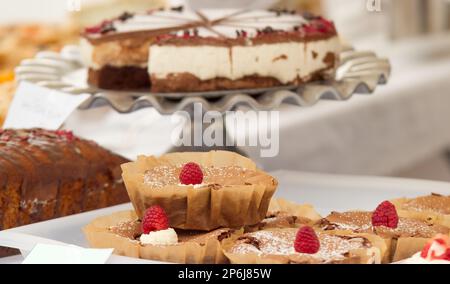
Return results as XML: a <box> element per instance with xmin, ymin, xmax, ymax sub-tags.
<box><xmin>81</xmin><ymin>7</ymin><xmax>340</xmax><ymax>92</ymax></box>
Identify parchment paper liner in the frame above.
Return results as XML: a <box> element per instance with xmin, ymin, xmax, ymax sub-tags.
<box><xmin>121</xmin><ymin>151</ymin><xmax>278</xmax><ymax>231</ymax></box>
<box><xmin>268</xmin><ymin>198</ymin><xmax>322</xmax><ymax>223</ymax></box>
<box><xmin>83</xmin><ymin>210</ymin><xmax>243</xmax><ymax>264</ymax></box>
<box><xmin>245</xmin><ymin>198</ymin><xmax>323</xmax><ymax>232</ymax></box>
<box><xmin>391</xmin><ymin>196</ymin><xmax>450</xmax><ymax>228</ymax></box>
<box><xmin>222</xmin><ymin>229</ymin><xmax>385</xmax><ymax>264</ymax></box>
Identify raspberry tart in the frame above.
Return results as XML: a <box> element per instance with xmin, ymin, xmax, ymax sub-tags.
<box><xmin>391</xmin><ymin>193</ymin><xmax>450</xmax><ymax>228</ymax></box>
<box><xmin>121</xmin><ymin>151</ymin><xmax>278</xmax><ymax>231</ymax></box>
<box><xmin>317</xmin><ymin>201</ymin><xmax>450</xmax><ymax>262</ymax></box>
<box><xmin>83</xmin><ymin>209</ymin><xmax>240</xmax><ymax>264</ymax></box>
<box><xmin>81</xmin><ymin>7</ymin><xmax>340</xmax><ymax>92</ymax></box>
<box><xmin>222</xmin><ymin>226</ymin><xmax>385</xmax><ymax>264</ymax></box>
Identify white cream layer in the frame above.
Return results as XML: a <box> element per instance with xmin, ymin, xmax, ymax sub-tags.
<box><xmin>148</xmin><ymin>37</ymin><xmax>340</xmax><ymax>83</ymax></box>
<box><xmin>140</xmin><ymin>228</ymin><xmax>178</xmax><ymax>245</ymax></box>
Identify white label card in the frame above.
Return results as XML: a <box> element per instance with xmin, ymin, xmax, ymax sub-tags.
<box><xmin>22</xmin><ymin>244</ymin><xmax>113</xmax><ymax>264</ymax></box>
<box><xmin>3</xmin><ymin>81</ymin><xmax>90</xmax><ymax>130</ymax></box>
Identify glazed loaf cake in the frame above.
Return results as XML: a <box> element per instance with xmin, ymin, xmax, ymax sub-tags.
<box><xmin>0</xmin><ymin>129</ymin><xmax>129</xmax><ymax>234</ymax></box>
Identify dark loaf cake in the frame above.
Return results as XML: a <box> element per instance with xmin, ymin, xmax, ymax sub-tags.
<box><xmin>0</xmin><ymin>128</ymin><xmax>129</xmax><ymax>256</ymax></box>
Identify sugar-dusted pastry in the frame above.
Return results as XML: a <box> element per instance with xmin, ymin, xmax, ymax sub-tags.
<box><xmin>83</xmin><ymin>209</ymin><xmax>239</xmax><ymax>264</ymax></box>
<box><xmin>81</xmin><ymin>7</ymin><xmax>340</xmax><ymax>92</ymax></box>
<box><xmin>222</xmin><ymin>226</ymin><xmax>385</xmax><ymax>264</ymax></box>
<box><xmin>245</xmin><ymin>198</ymin><xmax>322</xmax><ymax>232</ymax></box>
<box><xmin>391</xmin><ymin>193</ymin><xmax>450</xmax><ymax>228</ymax></box>
<box><xmin>121</xmin><ymin>151</ymin><xmax>277</xmax><ymax>231</ymax></box>
<box><xmin>317</xmin><ymin>201</ymin><xmax>450</xmax><ymax>262</ymax></box>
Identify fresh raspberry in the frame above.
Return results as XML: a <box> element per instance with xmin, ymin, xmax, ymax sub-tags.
<box><xmin>294</xmin><ymin>226</ymin><xmax>320</xmax><ymax>254</ymax></box>
<box><xmin>371</xmin><ymin>201</ymin><xmax>399</xmax><ymax>228</ymax></box>
<box><xmin>141</xmin><ymin>205</ymin><xmax>169</xmax><ymax>234</ymax></box>
<box><xmin>179</xmin><ymin>162</ymin><xmax>203</xmax><ymax>185</ymax></box>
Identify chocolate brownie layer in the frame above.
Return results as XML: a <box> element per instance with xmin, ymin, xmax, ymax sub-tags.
<box><xmin>88</xmin><ymin>66</ymin><xmax>150</xmax><ymax>90</ymax></box>
<box><xmin>150</xmin><ymin>65</ymin><xmax>334</xmax><ymax>93</ymax></box>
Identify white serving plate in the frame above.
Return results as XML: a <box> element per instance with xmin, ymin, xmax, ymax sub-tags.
<box><xmin>1</xmin><ymin>170</ymin><xmax>449</xmax><ymax>264</ymax></box>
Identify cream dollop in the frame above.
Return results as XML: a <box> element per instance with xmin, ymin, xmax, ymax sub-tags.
<box><xmin>140</xmin><ymin>228</ymin><xmax>178</xmax><ymax>245</ymax></box>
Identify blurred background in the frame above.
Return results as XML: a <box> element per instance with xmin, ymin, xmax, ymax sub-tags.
<box><xmin>1</xmin><ymin>0</ymin><xmax>450</xmax><ymax>182</ymax></box>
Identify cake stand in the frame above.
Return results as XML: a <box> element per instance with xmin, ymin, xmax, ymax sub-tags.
<box><xmin>15</xmin><ymin>45</ymin><xmax>390</xmax><ymax>114</ymax></box>
<box><xmin>15</xmin><ymin>44</ymin><xmax>390</xmax><ymax>153</ymax></box>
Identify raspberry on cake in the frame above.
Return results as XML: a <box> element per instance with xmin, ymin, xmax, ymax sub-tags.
<box><xmin>81</xmin><ymin>8</ymin><xmax>340</xmax><ymax>92</ymax></box>
<box><xmin>141</xmin><ymin>205</ymin><xmax>169</xmax><ymax>234</ymax></box>
<box><xmin>294</xmin><ymin>226</ymin><xmax>320</xmax><ymax>254</ymax></box>
<box><xmin>317</xmin><ymin>201</ymin><xmax>450</xmax><ymax>263</ymax></box>
<box><xmin>83</xmin><ymin>210</ymin><xmax>239</xmax><ymax>264</ymax></box>
<box><xmin>179</xmin><ymin>162</ymin><xmax>204</xmax><ymax>185</ymax></box>
<box><xmin>121</xmin><ymin>151</ymin><xmax>278</xmax><ymax>231</ymax></box>
<box><xmin>222</xmin><ymin>227</ymin><xmax>384</xmax><ymax>264</ymax></box>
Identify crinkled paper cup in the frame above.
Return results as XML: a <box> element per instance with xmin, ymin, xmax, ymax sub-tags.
<box><xmin>83</xmin><ymin>210</ymin><xmax>240</xmax><ymax>264</ymax></box>
<box><xmin>121</xmin><ymin>151</ymin><xmax>278</xmax><ymax>231</ymax></box>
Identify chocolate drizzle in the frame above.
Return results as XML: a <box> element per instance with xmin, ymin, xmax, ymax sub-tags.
<box><xmin>171</xmin><ymin>6</ymin><xmax>184</xmax><ymax>12</ymax></box>
<box><xmin>118</xmin><ymin>11</ymin><xmax>134</xmax><ymax>22</ymax></box>
<box><xmin>83</xmin><ymin>8</ymin><xmax>337</xmax><ymax>44</ymax></box>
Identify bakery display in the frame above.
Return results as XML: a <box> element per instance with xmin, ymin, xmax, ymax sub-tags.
<box><xmin>391</xmin><ymin>193</ymin><xmax>450</xmax><ymax>228</ymax></box>
<box><xmin>0</xmin><ymin>128</ymin><xmax>130</xmax><ymax>231</ymax></box>
<box><xmin>86</xmin><ymin>154</ymin><xmax>448</xmax><ymax>265</ymax></box>
<box><xmin>83</xmin><ymin>209</ymin><xmax>239</xmax><ymax>264</ymax></box>
<box><xmin>317</xmin><ymin>201</ymin><xmax>450</xmax><ymax>262</ymax></box>
<box><xmin>222</xmin><ymin>227</ymin><xmax>385</xmax><ymax>264</ymax></box>
<box><xmin>81</xmin><ymin>7</ymin><xmax>340</xmax><ymax>92</ymax></box>
<box><xmin>121</xmin><ymin>151</ymin><xmax>278</xmax><ymax>231</ymax></box>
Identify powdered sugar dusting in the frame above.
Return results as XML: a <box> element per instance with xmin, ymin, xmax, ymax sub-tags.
<box><xmin>230</xmin><ymin>229</ymin><xmax>369</xmax><ymax>263</ymax></box>
<box><xmin>324</xmin><ymin>211</ymin><xmax>449</xmax><ymax>238</ymax></box>
<box><xmin>143</xmin><ymin>164</ymin><xmax>262</xmax><ymax>188</ymax></box>
<box><xmin>402</xmin><ymin>195</ymin><xmax>450</xmax><ymax>215</ymax></box>
<box><xmin>376</xmin><ymin>218</ymin><xmax>449</xmax><ymax>238</ymax></box>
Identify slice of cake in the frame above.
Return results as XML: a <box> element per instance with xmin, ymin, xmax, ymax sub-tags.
<box><xmin>222</xmin><ymin>226</ymin><xmax>384</xmax><ymax>264</ymax></box>
<box><xmin>391</xmin><ymin>193</ymin><xmax>450</xmax><ymax>228</ymax></box>
<box><xmin>317</xmin><ymin>201</ymin><xmax>450</xmax><ymax>262</ymax></box>
<box><xmin>81</xmin><ymin>7</ymin><xmax>340</xmax><ymax>92</ymax></box>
